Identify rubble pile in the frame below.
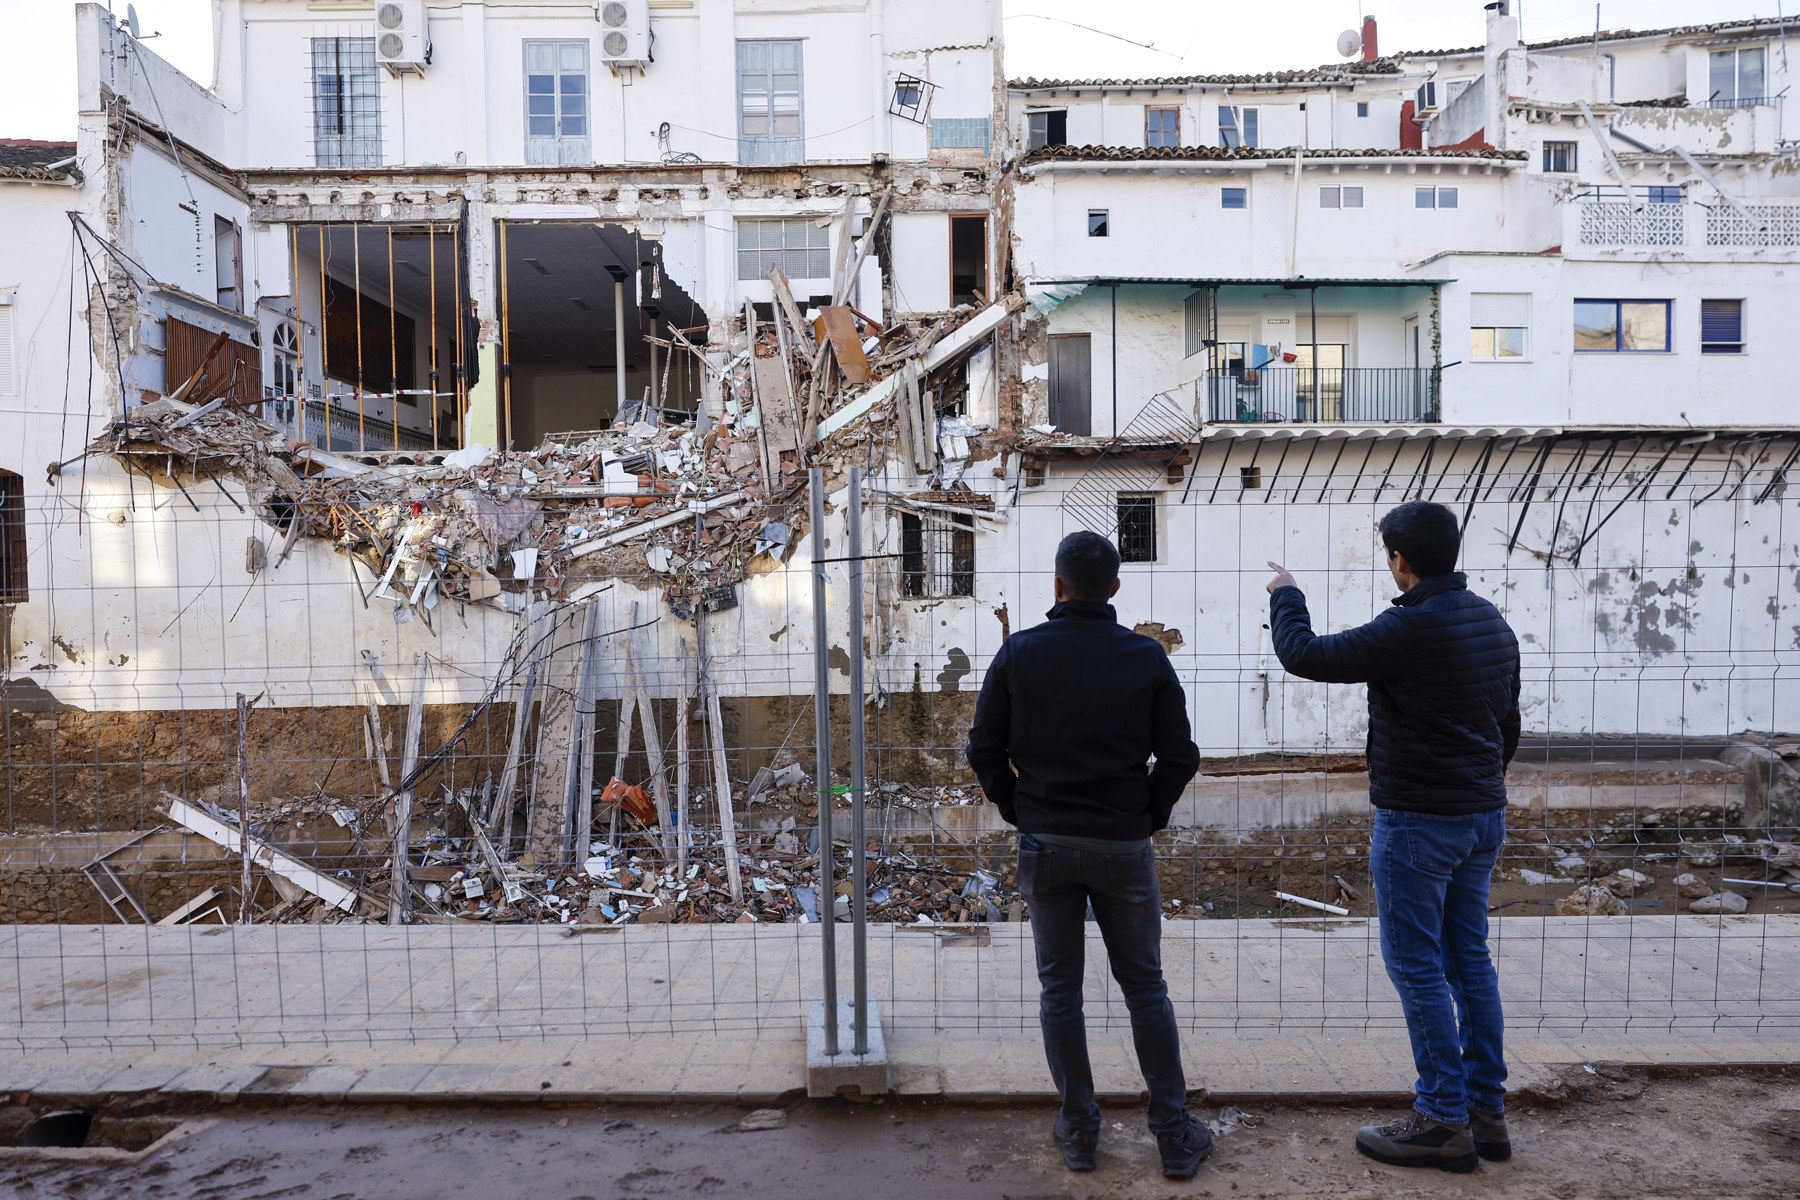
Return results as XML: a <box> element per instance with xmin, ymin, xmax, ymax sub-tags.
<box><xmin>86</xmin><ymin>283</ymin><xmax>1011</xmax><ymax>622</ymax></box>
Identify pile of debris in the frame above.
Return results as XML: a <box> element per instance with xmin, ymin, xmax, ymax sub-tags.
<box><xmin>82</xmin><ymin>263</ymin><xmax>1014</xmax><ymax>623</ymax></box>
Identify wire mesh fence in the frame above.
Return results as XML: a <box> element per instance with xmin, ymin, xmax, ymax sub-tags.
<box><xmin>2</xmin><ymin>427</ymin><xmax>1798</xmax><ymax>1051</ymax></box>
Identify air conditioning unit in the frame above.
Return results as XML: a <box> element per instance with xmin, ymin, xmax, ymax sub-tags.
<box><xmin>596</xmin><ymin>0</ymin><xmax>651</xmax><ymax>69</ymax></box>
<box><xmin>1415</xmin><ymin>80</ymin><xmax>1439</xmax><ymax>114</ymax></box>
<box><xmin>374</xmin><ymin>0</ymin><xmax>430</xmax><ymax>73</ymax></box>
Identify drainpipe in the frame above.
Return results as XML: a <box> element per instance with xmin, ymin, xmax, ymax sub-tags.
<box><xmin>1288</xmin><ymin>146</ymin><xmax>1303</xmax><ymax>276</ymax></box>
<box><xmin>870</xmin><ymin>0</ymin><xmax>889</xmax><ymax>158</ymax></box>
<box><xmin>611</xmin><ymin>269</ymin><xmax>628</xmax><ymax>417</ymax></box>
<box><xmin>1110</xmin><ymin>283</ymin><xmax>1118</xmax><ymax>434</ymax></box>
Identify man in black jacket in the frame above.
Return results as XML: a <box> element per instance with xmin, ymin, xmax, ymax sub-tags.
<box><xmin>1267</xmin><ymin>500</ymin><xmax>1521</xmax><ymax>1173</ymax></box>
<box><xmin>967</xmin><ymin>531</ymin><xmax>1211</xmax><ymax>1180</ymax></box>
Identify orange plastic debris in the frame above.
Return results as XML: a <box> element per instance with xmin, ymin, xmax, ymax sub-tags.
<box><xmin>600</xmin><ymin>777</ymin><xmax>657</xmax><ymax>825</ymax></box>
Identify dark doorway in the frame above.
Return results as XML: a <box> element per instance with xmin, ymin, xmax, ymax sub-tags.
<box><xmin>950</xmin><ymin>215</ymin><xmax>987</xmax><ymax>307</ymax></box>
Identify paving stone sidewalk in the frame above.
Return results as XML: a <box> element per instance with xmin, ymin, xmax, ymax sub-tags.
<box><xmin>0</xmin><ymin>916</ymin><xmax>1793</xmax><ymax>1103</ymax></box>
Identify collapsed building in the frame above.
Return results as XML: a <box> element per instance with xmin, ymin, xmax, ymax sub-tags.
<box><xmin>0</xmin><ymin>1</ymin><xmax>1797</xmax><ymax>927</ymax></box>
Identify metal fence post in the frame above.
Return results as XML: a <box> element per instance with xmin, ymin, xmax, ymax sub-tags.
<box><xmin>808</xmin><ymin>468</ymin><xmax>838</xmax><ymax>1057</ymax></box>
<box><xmin>846</xmin><ymin>466</ymin><xmax>869</xmax><ymax>1055</ymax></box>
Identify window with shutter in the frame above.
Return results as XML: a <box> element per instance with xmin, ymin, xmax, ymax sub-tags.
<box><xmin>0</xmin><ymin>302</ymin><xmax>14</xmax><ymax>397</ymax></box>
<box><xmin>1470</xmin><ymin>292</ymin><xmax>1529</xmax><ymax>359</ymax></box>
<box><xmin>1700</xmin><ymin>299</ymin><xmax>1744</xmax><ymax>354</ymax></box>
<box><xmin>738</xmin><ymin>40</ymin><xmax>805</xmax><ymax>164</ymax></box>
<box><xmin>524</xmin><ymin>41</ymin><xmax>590</xmax><ymax>166</ymax></box>
<box><xmin>0</xmin><ymin>469</ymin><xmax>25</xmax><ymax>605</ymax></box>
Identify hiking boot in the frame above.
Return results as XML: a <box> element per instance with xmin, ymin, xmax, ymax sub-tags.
<box><xmin>1155</xmin><ymin>1114</ymin><xmax>1214</xmax><ymax>1179</ymax></box>
<box><xmin>1354</xmin><ymin>1110</ymin><xmax>1478</xmax><ymax>1172</ymax></box>
<box><xmin>1052</xmin><ymin>1119</ymin><xmax>1097</xmax><ymax>1171</ymax></box>
<box><xmin>1469</xmin><ymin>1107</ymin><xmax>1511</xmax><ymax>1162</ymax></box>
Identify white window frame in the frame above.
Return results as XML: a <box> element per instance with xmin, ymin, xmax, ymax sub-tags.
<box><xmin>1319</xmin><ymin>185</ymin><xmax>1363</xmax><ymax>209</ymax></box>
<box><xmin>1026</xmin><ymin>109</ymin><xmax>1068</xmax><ymax>151</ymax></box>
<box><xmin>1708</xmin><ymin>46</ymin><xmax>1767</xmax><ymax>104</ymax></box>
<box><xmin>1144</xmin><ymin>106</ymin><xmax>1180</xmax><ymax>149</ymax></box>
<box><xmin>1218</xmin><ymin>105</ymin><xmax>1258</xmax><ymax>148</ymax></box>
<box><xmin>1221</xmin><ymin>186</ymin><xmax>1247</xmax><ymax>210</ymax></box>
<box><xmin>1469</xmin><ymin>292</ymin><xmax>1530</xmax><ymax>362</ymax></box>
<box><xmin>1087</xmin><ymin>209</ymin><xmax>1109</xmax><ymax>237</ymax></box>
<box><xmin>523</xmin><ymin>40</ymin><xmax>591</xmax><ymax>166</ymax></box>
<box><xmin>737</xmin><ymin>39</ymin><xmax>805</xmax><ymax>164</ymax></box>
<box><xmin>736</xmin><ymin>217</ymin><xmax>830</xmax><ymax>281</ymax></box>
<box><xmin>311</xmin><ymin>37</ymin><xmax>380</xmax><ymax>168</ymax></box>
<box><xmin>1415</xmin><ymin>185</ymin><xmax>1459</xmax><ymax>209</ymax></box>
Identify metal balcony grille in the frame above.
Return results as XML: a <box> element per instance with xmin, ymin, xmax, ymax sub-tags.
<box><xmin>1203</xmin><ymin>367</ymin><xmax>1437</xmax><ymax>424</ymax></box>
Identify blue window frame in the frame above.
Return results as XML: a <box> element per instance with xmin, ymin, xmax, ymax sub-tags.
<box><xmin>1221</xmin><ymin>187</ymin><xmax>1247</xmax><ymax>209</ymax></box>
<box><xmin>1573</xmin><ymin>299</ymin><xmax>1672</xmax><ymax>353</ymax></box>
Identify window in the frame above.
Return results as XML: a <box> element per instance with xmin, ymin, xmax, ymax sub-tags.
<box><xmin>270</xmin><ymin>319</ymin><xmax>300</xmax><ymax>398</ymax></box>
<box><xmin>213</xmin><ymin>216</ymin><xmax>242</xmax><ymax>312</ymax></box>
<box><xmin>736</xmin><ymin>218</ymin><xmax>830</xmax><ymax>281</ymax></box>
<box><xmin>1145</xmin><ymin>106</ymin><xmax>1180</xmax><ymax>148</ymax></box>
<box><xmin>0</xmin><ymin>469</ymin><xmax>24</xmax><ymax>604</ymax></box>
<box><xmin>1026</xmin><ymin>109</ymin><xmax>1067</xmax><ymax>151</ymax></box>
<box><xmin>1646</xmin><ymin>185</ymin><xmax>1682</xmax><ymax>204</ymax></box>
<box><xmin>1356</xmin><ymin>101</ymin><xmax>1369</xmax><ymax>117</ymax></box>
<box><xmin>1319</xmin><ymin>185</ymin><xmax>1363</xmax><ymax>209</ymax></box>
<box><xmin>1574</xmin><ymin>299</ymin><xmax>1672</xmax><ymax>353</ymax></box>
<box><xmin>1048</xmin><ymin>333</ymin><xmax>1091</xmax><ymax>435</ymax></box>
<box><xmin>1700</xmin><ymin>299</ymin><xmax>1744</xmax><ymax>354</ymax></box>
<box><xmin>311</xmin><ymin>37</ymin><xmax>380</xmax><ymax>167</ymax></box>
<box><xmin>950</xmin><ymin>214</ymin><xmax>987</xmax><ymax>306</ymax></box>
<box><xmin>1116</xmin><ymin>494</ymin><xmax>1157</xmax><ymax>563</ymax></box>
<box><xmin>1709</xmin><ymin>46</ymin><xmax>1766</xmax><ymax>104</ymax></box>
<box><xmin>0</xmin><ymin>295</ymin><xmax>14</xmax><ymax>397</ymax></box>
<box><xmin>1221</xmin><ymin>187</ymin><xmax>1247</xmax><ymax>209</ymax></box>
<box><xmin>523</xmin><ymin>40</ymin><xmax>590</xmax><ymax>166</ymax></box>
<box><xmin>1415</xmin><ymin>186</ymin><xmax>1458</xmax><ymax>209</ymax></box>
<box><xmin>890</xmin><ymin>74</ymin><xmax>932</xmax><ymax>122</ymax></box>
<box><xmin>1542</xmin><ymin>141</ymin><xmax>1577</xmax><ymax>172</ymax></box>
<box><xmin>1087</xmin><ymin>209</ymin><xmax>1109</xmax><ymax>237</ymax></box>
<box><xmin>900</xmin><ymin>512</ymin><xmax>974</xmax><ymax>598</ymax></box>
<box><xmin>738</xmin><ymin>39</ymin><xmax>804</xmax><ymax>164</ymax></box>
<box><xmin>1219</xmin><ymin>105</ymin><xmax>1258</xmax><ymax>148</ymax></box>
<box><xmin>1470</xmin><ymin>292</ymin><xmax>1529</xmax><ymax>360</ymax></box>
<box><xmin>1239</xmin><ymin>465</ymin><xmax>1262</xmax><ymax>489</ymax></box>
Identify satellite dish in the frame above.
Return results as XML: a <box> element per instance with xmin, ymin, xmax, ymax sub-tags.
<box><xmin>125</xmin><ymin>4</ymin><xmax>140</xmax><ymax>39</ymax></box>
<box><xmin>1336</xmin><ymin>28</ymin><xmax>1362</xmax><ymax>58</ymax></box>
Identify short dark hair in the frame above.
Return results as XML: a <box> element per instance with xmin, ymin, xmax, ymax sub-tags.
<box><xmin>1054</xmin><ymin>531</ymin><xmax>1120</xmax><ymax>601</ymax></box>
<box><xmin>1378</xmin><ymin>501</ymin><xmax>1461</xmax><ymax>578</ymax></box>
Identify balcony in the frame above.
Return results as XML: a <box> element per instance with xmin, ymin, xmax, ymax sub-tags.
<box><xmin>1202</xmin><ymin>367</ymin><xmax>1438</xmax><ymax>424</ymax></box>
<box><xmin>1578</xmin><ymin>200</ymin><xmax>1684</xmax><ymax>248</ymax></box>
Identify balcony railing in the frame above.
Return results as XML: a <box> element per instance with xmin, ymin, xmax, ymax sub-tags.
<box><xmin>1202</xmin><ymin>367</ymin><xmax>1438</xmax><ymax>424</ymax></box>
<box><xmin>1706</xmin><ymin>203</ymin><xmax>1800</xmax><ymax>248</ymax></box>
<box><xmin>300</xmin><ymin>398</ymin><xmax>442</xmax><ymax>453</ymax></box>
<box><xmin>1578</xmin><ymin>200</ymin><xmax>1685</xmax><ymax>247</ymax></box>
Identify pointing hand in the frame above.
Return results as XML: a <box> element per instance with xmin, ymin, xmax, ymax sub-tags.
<box><xmin>1265</xmin><ymin>561</ymin><xmax>1296</xmax><ymax>594</ymax></box>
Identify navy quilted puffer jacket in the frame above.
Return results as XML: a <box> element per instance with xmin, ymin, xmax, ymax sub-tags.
<box><xmin>1268</xmin><ymin>572</ymin><xmax>1521</xmax><ymax>816</ymax></box>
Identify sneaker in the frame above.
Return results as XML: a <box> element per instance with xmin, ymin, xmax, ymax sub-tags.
<box><xmin>1155</xmin><ymin>1114</ymin><xmax>1214</xmax><ymax>1180</ymax></box>
<box><xmin>1469</xmin><ymin>1107</ymin><xmax>1511</xmax><ymax>1162</ymax></box>
<box><xmin>1052</xmin><ymin>1119</ymin><xmax>1097</xmax><ymax>1171</ymax></box>
<box><xmin>1354</xmin><ymin>1110</ymin><xmax>1479</xmax><ymax>1172</ymax></box>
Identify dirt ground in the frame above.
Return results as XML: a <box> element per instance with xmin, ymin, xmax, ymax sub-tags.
<box><xmin>2</xmin><ymin>1068</ymin><xmax>1796</xmax><ymax>1199</ymax></box>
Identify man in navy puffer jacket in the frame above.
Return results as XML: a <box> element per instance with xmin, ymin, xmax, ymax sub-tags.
<box><xmin>1267</xmin><ymin>501</ymin><xmax>1520</xmax><ymax>1173</ymax></box>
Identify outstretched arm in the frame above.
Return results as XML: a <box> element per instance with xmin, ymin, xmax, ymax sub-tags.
<box><xmin>1265</xmin><ymin>565</ymin><xmax>1402</xmax><ymax>684</ymax></box>
<box><xmin>965</xmin><ymin>641</ymin><xmax>1018</xmax><ymax>824</ymax></box>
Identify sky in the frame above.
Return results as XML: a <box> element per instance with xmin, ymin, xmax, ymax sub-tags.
<box><xmin>0</xmin><ymin>0</ymin><xmax>1786</xmax><ymax>142</ymax></box>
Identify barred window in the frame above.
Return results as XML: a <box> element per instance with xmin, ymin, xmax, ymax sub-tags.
<box><xmin>312</xmin><ymin>38</ymin><xmax>380</xmax><ymax>168</ymax></box>
<box><xmin>736</xmin><ymin>218</ymin><xmax>830</xmax><ymax>281</ymax></box>
<box><xmin>900</xmin><ymin>512</ymin><xmax>975</xmax><ymax>598</ymax></box>
<box><xmin>1116</xmin><ymin>494</ymin><xmax>1157</xmax><ymax>563</ymax></box>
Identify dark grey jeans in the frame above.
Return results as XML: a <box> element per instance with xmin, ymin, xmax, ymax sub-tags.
<box><xmin>1017</xmin><ymin>833</ymin><xmax>1188</xmax><ymax>1134</ymax></box>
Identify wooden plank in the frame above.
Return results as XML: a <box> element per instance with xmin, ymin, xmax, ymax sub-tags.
<box><xmin>767</xmin><ymin>267</ymin><xmax>813</xmax><ymax>354</ymax></box>
<box><xmin>492</xmin><ymin>620</ymin><xmax>543</xmax><ymax>843</ymax></box>
<box><xmin>234</xmin><ymin>693</ymin><xmax>254</xmax><ymax>922</ymax></box>
<box><xmin>813</xmin><ymin>307</ymin><xmax>870</xmax><ymax>385</ymax></box>
<box><xmin>388</xmin><ymin>655</ymin><xmax>429</xmax><ymax>926</ymax></box>
<box><xmin>675</xmin><ymin>645</ymin><xmax>691</xmax><ymax>875</ymax></box>
<box><xmin>525</xmin><ymin>606</ymin><xmax>585</xmax><ymax>861</ymax></box>
<box><xmin>163</xmin><ymin>794</ymin><xmax>358</xmax><ymax>912</ymax></box>
<box><xmin>832</xmin><ymin>189</ymin><xmax>892</xmax><ymax>308</ymax></box>
<box><xmin>704</xmin><ymin>682</ymin><xmax>742</xmax><ymax>903</ymax></box>
<box><xmin>626</xmin><ymin>606</ymin><xmax>672</xmax><ymax>857</ymax></box>
<box><xmin>570</xmin><ymin>602</ymin><xmax>605</xmax><ymax>861</ymax></box>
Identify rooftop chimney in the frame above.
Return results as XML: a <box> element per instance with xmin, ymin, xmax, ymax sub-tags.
<box><xmin>1361</xmin><ymin>15</ymin><xmax>1379</xmax><ymax>62</ymax></box>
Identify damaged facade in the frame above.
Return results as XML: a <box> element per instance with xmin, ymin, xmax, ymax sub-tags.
<box><xmin>0</xmin><ymin>1</ymin><xmax>1797</xmax><ymax>926</ymax></box>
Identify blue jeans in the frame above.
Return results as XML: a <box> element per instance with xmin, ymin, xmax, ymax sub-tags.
<box><xmin>1370</xmin><ymin>807</ymin><xmax>1508</xmax><ymax>1125</ymax></box>
<box><xmin>1017</xmin><ymin>834</ymin><xmax>1188</xmax><ymax>1134</ymax></box>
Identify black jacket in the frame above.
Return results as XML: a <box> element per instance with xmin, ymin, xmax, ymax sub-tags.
<box><xmin>966</xmin><ymin>600</ymin><xmax>1200</xmax><ymax>838</ymax></box>
<box><xmin>1268</xmin><ymin>572</ymin><xmax>1521</xmax><ymax>816</ymax></box>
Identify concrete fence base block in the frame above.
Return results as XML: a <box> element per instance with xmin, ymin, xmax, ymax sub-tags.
<box><xmin>806</xmin><ymin>997</ymin><xmax>890</xmax><ymax>1099</ymax></box>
